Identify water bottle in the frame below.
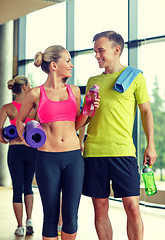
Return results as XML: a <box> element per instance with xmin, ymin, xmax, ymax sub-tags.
<box><xmin>82</xmin><ymin>84</ymin><xmax>100</xmax><ymax>117</ymax></box>
<box><xmin>142</xmin><ymin>164</ymin><xmax>157</xmax><ymax>196</ymax></box>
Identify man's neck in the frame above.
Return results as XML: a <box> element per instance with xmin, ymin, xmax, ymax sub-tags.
<box><xmin>104</xmin><ymin>64</ymin><xmax>125</xmax><ymax>74</ymax></box>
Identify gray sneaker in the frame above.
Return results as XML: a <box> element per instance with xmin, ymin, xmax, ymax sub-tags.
<box><xmin>15</xmin><ymin>226</ymin><xmax>24</xmax><ymax>236</ymax></box>
<box><xmin>26</xmin><ymin>219</ymin><xmax>34</xmax><ymax>235</ymax></box>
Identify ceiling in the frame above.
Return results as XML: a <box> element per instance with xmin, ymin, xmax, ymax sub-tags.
<box><xmin>0</xmin><ymin>0</ymin><xmax>66</xmax><ymax>25</ymax></box>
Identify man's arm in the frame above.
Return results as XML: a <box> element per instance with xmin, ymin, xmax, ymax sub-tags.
<box><xmin>138</xmin><ymin>101</ymin><xmax>157</xmax><ymax>166</ymax></box>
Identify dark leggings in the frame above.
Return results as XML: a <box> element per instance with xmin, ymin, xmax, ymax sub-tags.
<box><xmin>35</xmin><ymin>149</ymin><xmax>84</xmax><ymax>238</ymax></box>
<box><xmin>7</xmin><ymin>145</ymin><xmax>37</xmax><ymax>203</ymax></box>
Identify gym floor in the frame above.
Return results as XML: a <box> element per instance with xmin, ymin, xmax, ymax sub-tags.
<box><xmin>0</xmin><ymin>186</ymin><xmax>165</xmax><ymax>240</ymax></box>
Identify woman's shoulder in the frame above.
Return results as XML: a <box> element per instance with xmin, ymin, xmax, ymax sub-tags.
<box><xmin>30</xmin><ymin>86</ymin><xmax>41</xmax><ymax>94</ymax></box>
<box><xmin>68</xmin><ymin>84</ymin><xmax>81</xmax><ymax>101</ymax></box>
<box><xmin>27</xmin><ymin>86</ymin><xmax>41</xmax><ymax>98</ymax></box>
<box><xmin>0</xmin><ymin>102</ymin><xmax>16</xmax><ymax>117</ymax></box>
<box><xmin>1</xmin><ymin>102</ymin><xmax>13</xmax><ymax>111</ymax></box>
<box><xmin>69</xmin><ymin>84</ymin><xmax>80</xmax><ymax>93</ymax></box>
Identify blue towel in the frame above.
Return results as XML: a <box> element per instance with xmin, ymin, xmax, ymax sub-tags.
<box><xmin>113</xmin><ymin>66</ymin><xmax>143</xmax><ymax>93</ymax></box>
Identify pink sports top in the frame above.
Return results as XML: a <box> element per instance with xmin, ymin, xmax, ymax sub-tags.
<box><xmin>10</xmin><ymin>101</ymin><xmax>34</xmax><ymax>126</ymax></box>
<box><xmin>37</xmin><ymin>84</ymin><xmax>77</xmax><ymax>123</ymax></box>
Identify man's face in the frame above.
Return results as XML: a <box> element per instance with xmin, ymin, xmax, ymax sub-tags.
<box><xmin>94</xmin><ymin>37</ymin><xmax>116</xmax><ymax>69</ymax></box>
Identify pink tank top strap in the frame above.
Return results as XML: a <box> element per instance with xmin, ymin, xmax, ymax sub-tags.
<box><xmin>10</xmin><ymin>101</ymin><xmax>34</xmax><ymax>126</ymax></box>
<box><xmin>39</xmin><ymin>85</ymin><xmax>48</xmax><ymax>101</ymax></box>
<box><xmin>66</xmin><ymin>84</ymin><xmax>76</xmax><ymax>103</ymax></box>
<box><xmin>12</xmin><ymin>101</ymin><xmax>21</xmax><ymax>112</ymax></box>
<box><xmin>40</xmin><ymin>85</ymin><xmax>46</xmax><ymax>96</ymax></box>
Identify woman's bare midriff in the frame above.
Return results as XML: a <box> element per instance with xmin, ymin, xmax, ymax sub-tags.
<box><xmin>38</xmin><ymin>121</ymin><xmax>80</xmax><ymax>152</ymax></box>
<box><xmin>9</xmin><ymin>139</ymin><xmax>25</xmax><ymax>146</ymax></box>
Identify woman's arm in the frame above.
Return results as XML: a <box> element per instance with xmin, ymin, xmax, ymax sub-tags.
<box><xmin>70</xmin><ymin>85</ymin><xmax>88</xmax><ymax>130</ymax></box>
<box><xmin>71</xmin><ymin>85</ymin><xmax>100</xmax><ymax>131</ymax></box>
<box><xmin>0</xmin><ymin>105</ymin><xmax>9</xmax><ymax>143</ymax></box>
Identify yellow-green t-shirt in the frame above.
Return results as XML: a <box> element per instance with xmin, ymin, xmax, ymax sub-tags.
<box><xmin>83</xmin><ymin>68</ymin><xmax>150</xmax><ymax>158</ymax></box>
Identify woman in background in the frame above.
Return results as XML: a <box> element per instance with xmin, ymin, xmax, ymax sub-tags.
<box><xmin>0</xmin><ymin>76</ymin><xmax>37</xmax><ymax>236</ymax></box>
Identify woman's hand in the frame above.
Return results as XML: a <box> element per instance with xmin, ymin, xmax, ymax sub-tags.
<box><xmin>0</xmin><ymin>136</ymin><xmax>8</xmax><ymax>144</ymax></box>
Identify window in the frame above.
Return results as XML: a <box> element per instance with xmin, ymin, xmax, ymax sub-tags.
<box><xmin>138</xmin><ymin>0</ymin><xmax>165</xmax><ymax>39</ymax></box>
<box><xmin>27</xmin><ymin>61</ymin><xmax>47</xmax><ymax>87</ymax></box>
<box><xmin>74</xmin><ymin>0</ymin><xmax>128</xmax><ymax>50</ymax></box>
<box><xmin>25</xmin><ymin>2</ymin><xmax>66</xmax><ymax>85</ymax></box>
<box><xmin>26</xmin><ymin>3</ymin><xmax>66</xmax><ymax>60</ymax></box>
<box><xmin>139</xmin><ymin>41</ymin><xmax>165</xmax><ymax>189</ymax></box>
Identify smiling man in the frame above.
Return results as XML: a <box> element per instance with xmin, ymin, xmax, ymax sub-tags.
<box><xmin>81</xmin><ymin>31</ymin><xmax>157</xmax><ymax>240</ymax></box>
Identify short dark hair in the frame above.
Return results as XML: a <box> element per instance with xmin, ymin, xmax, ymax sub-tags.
<box><xmin>93</xmin><ymin>30</ymin><xmax>125</xmax><ymax>55</ymax></box>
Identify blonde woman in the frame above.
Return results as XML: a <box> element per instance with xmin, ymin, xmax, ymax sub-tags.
<box><xmin>16</xmin><ymin>45</ymin><xmax>100</xmax><ymax>240</ymax></box>
<box><xmin>0</xmin><ymin>76</ymin><xmax>37</xmax><ymax>236</ymax></box>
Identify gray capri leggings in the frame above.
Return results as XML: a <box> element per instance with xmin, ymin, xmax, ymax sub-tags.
<box><xmin>7</xmin><ymin>145</ymin><xmax>37</xmax><ymax>203</ymax></box>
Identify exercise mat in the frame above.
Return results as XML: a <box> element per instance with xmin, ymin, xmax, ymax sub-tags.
<box><xmin>2</xmin><ymin>125</ymin><xmax>18</xmax><ymax>142</ymax></box>
<box><xmin>23</xmin><ymin>120</ymin><xmax>46</xmax><ymax>148</ymax></box>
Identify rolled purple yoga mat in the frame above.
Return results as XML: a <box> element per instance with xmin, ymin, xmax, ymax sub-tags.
<box><xmin>23</xmin><ymin>120</ymin><xmax>46</xmax><ymax>148</ymax></box>
<box><xmin>2</xmin><ymin>125</ymin><xmax>18</xmax><ymax>142</ymax></box>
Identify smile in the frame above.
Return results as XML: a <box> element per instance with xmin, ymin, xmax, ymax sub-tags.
<box><xmin>98</xmin><ymin>59</ymin><xmax>104</xmax><ymax>63</ymax></box>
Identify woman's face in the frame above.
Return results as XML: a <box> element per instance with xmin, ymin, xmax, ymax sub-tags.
<box><xmin>56</xmin><ymin>50</ymin><xmax>73</xmax><ymax>79</ymax></box>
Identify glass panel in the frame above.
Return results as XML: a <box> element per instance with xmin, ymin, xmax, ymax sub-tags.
<box><xmin>75</xmin><ymin>47</ymin><xmax>128</xmax><ymax>87</ymax></box>
<box><xmin>75</xmin><ymin>51</ymin><xmax>102</xmax><ymax>87</ymax></box>
<box><xmin>75</xmin><ymin>0</ymin><xmax>128</xmax><ymax>50</ymax></box>
<box><xmin>26</xmin><ymin>3</ymin><xmax>66</xmax><ymax>59</ymax></box>
<box><xmin>27</xmin><ymin>62</ymin><xmax>47</xmax><ymax>87</ymax></box>
<box><xmin>139</xmin><ymin>42</ymin><xmax>165</xmax><ymax>190</ymax></box>
<box><xmin>138</xmin><ymin>0</ymin><xmax>165</xmax><ymax>38</ymax></box>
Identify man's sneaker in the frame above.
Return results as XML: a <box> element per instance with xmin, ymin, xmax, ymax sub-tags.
<box><xmin>26</xmin><ymin>219</ymin><xmax>34</xmax><ymax>235</ymax></box>
<box><xmin>15</xmin><ymin>226</ymin><xmax>24</xmax><ymax>236</ymax></box>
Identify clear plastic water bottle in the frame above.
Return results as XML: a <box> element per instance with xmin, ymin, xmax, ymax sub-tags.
<box><xmin>82</xmin><ymin>84</ymin><xmax>100</xmax><ymax>117</ymax></box>
<box><xmin>142</xmin><ymin>164</ymin><xmax>157</xmax><ymax>196</ymax></box>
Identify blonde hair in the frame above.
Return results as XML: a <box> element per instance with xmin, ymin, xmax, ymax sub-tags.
<box><xmin>34</xmin><ymin>45</ymin><xmax>66</xmax><ymax>74</ymax></box>
<box><xmin>7</xmin><ymin>75</ymin><xmax>29</xmax><ymax>94</ymax></box>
